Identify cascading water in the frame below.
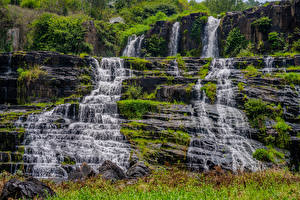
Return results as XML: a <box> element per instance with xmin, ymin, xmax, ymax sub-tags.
<box><xmin>168</xmin><ymin>22</ymin><xmax>180</xmax><ymax>56</ymax></box>
<box><xmin>16</xmin><ymin>58</ymin><xmax>131</xmax><ymax>179</ymax></box>
<box><xmin>187</xmin><ymin>59</ymin><xmax>262</xmax><ymax>172</ymax></box>
<box><xmin>263</xmin><ymin>56</ymin><xmax>274</xmax><ymax>74</ymax></box>
<box><xmin>122</xmin><ymin>35</ymin><xmax>145</xmax><ymax>57</ymax></box>
<box><xmin>201</xmin><ymin>16</ymin><xmax>220</xmax><ymax>58</ymax></box>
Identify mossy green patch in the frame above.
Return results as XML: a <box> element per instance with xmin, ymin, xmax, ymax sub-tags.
<box><xmin>201</xmin><ymin>82</ymin><xmax>217</xmax><ymax>103</ymax></box>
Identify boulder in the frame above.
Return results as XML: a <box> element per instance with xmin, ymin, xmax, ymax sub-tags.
<box><xmin>81</xmin><ymin>162</ymin><xmax>96</xmax><ymax>178</ymax></box>
<box><xmin>0</xmin><ymin>177</ymin><xmax>55</xmax><ymax>200</ymax></box>
<box><xmin>98</xmin><ymin>160</ymin><xmax>126</xmax><ymax>181</ymax></box>
<box><xmin>126</xmin><ymin>162</ymin><xmax>150</xmax><ymax>179</ymax></box>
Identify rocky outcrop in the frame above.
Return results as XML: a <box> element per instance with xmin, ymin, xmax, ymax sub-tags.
<box><xmin>0</xmin><ymin>51</ymin><xmax>93</xmax><ymax>104</ymax></box>
<box><xmin>220</xmin><ymin>0</ymin><xmax>300</xmax><ymax>53</ymax></box>
<box><xmin>0</xmin><ymin>177</ymin><xmax>55</xmax><ymax>200</ymax></box>
<box><xmin>126</xmin><ymin>162</ymin><xmax>150</xmax><ymax>179</ymax></box>
<box><xmin>98</xmin><ymin>160</ymin><xmax>127</xmax><ymax>181</ymax></box>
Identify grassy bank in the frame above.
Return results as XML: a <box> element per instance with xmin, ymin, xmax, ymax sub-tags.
<box><xmin>1</xmin><ymin>168</ymin><xmax>294</xmax><ymax>200</ymax></box>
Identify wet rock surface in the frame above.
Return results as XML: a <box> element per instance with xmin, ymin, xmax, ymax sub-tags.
<box><xmin>0</xmin><ymin>177</ymin><xmax>55</xmax><ymax>200</ymax></box>
<box><xmin>98</xmin><ymin>160</ymin><xmax>127</xmax><ymax>181</ymax></box>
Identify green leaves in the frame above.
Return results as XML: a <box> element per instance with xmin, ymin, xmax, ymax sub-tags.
<box><xmin>29</xmin><ymin>13</ymin><xmax>92</xmax><ymax>54</ymax></box>
<box><xmin>224</xmin><ymin>28</ymin><xmax>248</xmax><ymax>57</ymax></box>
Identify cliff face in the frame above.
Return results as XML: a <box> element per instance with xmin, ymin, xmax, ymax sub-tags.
<box><xmin>0</xmin><ymin>52</ymin><xmax>92</xmax><ymax>105</ymax></box>
<box><xmin>220</xmin><ymin>0</ymin><xmax>300</xmax><ymax>53</ymax></box>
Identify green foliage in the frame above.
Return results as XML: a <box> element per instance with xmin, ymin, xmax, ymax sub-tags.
<box><xmin>191</xmin><ymin>15</ymin><xmax>207</xmax><ymax>43</ymax></box>
<box><xmin>20</xmin><ymin>0</ymin><xmax>40</xmax><ymax>8</ymax></box>
<box><xmin>238</xmin><ymin>82</ymin><xmax>245</xmax><ymax>92</ymax></box>
<box><xmin>273</xmin><ymin>117</ymin><xmax>291</xmax><ymax>149</ymax></box>
<box><xmin>0</xmin><ymin>0</ymin><xmax>9</xmax><ymax>6</ymax></box>
<box><xmin>124</xmin><ymin>85</ymin><xmax>143</xmax><ymax>100</ymax></box>
<box><xmin>276</xmin><ymin>72</ymin><xmax>300</xmax><ymax>85</ymax></box>
<box><xmin>292</xmin><ymin>39</ymin><xmax>300</xmax><ymax>52</ymax></box>
<box><xmin>251</xmin><ymin>17</ymin><xmax>272</xmax><ymax>33</ymax></box>
<box><xmin>29</xmin><ymin>13</ymin><xmax>92</xmax><ymax>54</ymax></box>
<box><xmin>253</xmin><ymin>147</ymin><xmax>284</xmax><ymax>163</ymax></box>
<box><xmin>201</xmin><ymin>82</ymin><xmax>217</xmax><ymax>103</ymax></box>
<box><xmin>198</xmin><ymin>58</ymin><xmax>212</xmax><ymax>79</ymax></box>
<box><xmin>224</xmin><ymin>28</ymin><xmax>248</xmax><ymax>57</ymax></box>
<box><xmin>268</xmin><ymin>32</ymin><xmax>284</xmax><ymax>51</ymax></box>
<box><xmin>126</xmin><ymin>57</ymin><xmax>151</xmax><ymax>71</ymax></box>
<box><xmin>143</xmin><ymin>34</ymin><xmax>167</xmax><ymax>57</ymax></box>
<box><xmin>117</xmin><ymin>100</ymin><xmax>169</xmax><ymax>119</ymax></box>
<box><xmin>242</xmin><ymin>65</ymin><xmax>261</xmax><ymax>78</ymax></box>
<box><xmin>204</xmin><ymin>0</ymin><xmax>246</xmax><ymax>14</ymax></box>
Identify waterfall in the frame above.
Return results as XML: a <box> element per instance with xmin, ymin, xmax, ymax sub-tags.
<box><xmin>16</xmin><ymin>58</ymin><xmax>131</xmax><ymax>179</ymax></box>
<box><xmin>263</xmin><ymin>56</ymin><xmax>274</xmax><ymax>74</ymax></box>
<box><xmin>168</xmin><ymin>22</ymin><xmax>180</xmax><ymax>56</ymax></box>
<box><xmin>187</xmin><ymin>58</ymin><xmax>262</xmax><ymax>172</ymax></box>
<box><xmin>201</xmin><ymin>16</ymin><xmax>220</xmax><ymax>58</ymax></box>
<box><xmin>122</xmin><ymin>35</ymin><xmax>144</xmax><ymax>57</ymax></box>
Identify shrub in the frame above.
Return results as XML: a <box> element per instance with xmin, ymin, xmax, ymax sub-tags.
<box><xmin>20</xmin><ymin>0</ymin><xmax>40</xmax><ymax>8</ymax></box>
<box><xmin>117</xmin><ymin>100</ymin><xmax>169</xmax><ymax>119</ymax></box>
<box><xmin>224</xmin><ymin>28</ymin><xmax>248</xmax><ymax>57</ymax></box>
<box><xmin>201</xmin><ymin>82</ymin><xmax>217</xmax><ymax>103</ymax></box>
<box><xmin>244</xmin><ymin>98</ymin><xmax>268</xmax><ymax>120</ymax></box>
<box><xmin>251</xmin><ymin>17</ymin><xmax>272</xmax><ymax>33</ymax></box>
<box><xmin>29</xmin><ymin>13</ymin><xmax>92</xmax><ymax>54</ymax></box>
<box><xmin>253</xmin><ymin>147</ymin><xmax>284</xmax><ymax>163</ymax></box>
<box><xmin>274</xmin><ymin>117</ymin><xmax>291</xmax><ymax>149</ymax></box>
<box><xmin>268</xmin><ymin>32</ymin><xmax>284</xmax><ymax>51</ymax></box>
<box><xmin>292</xmin><ymin>39</ymin><xmax>300</xmax><ymax>52</ymax></box>
<box><xmin>242</xmin><ymin>65</ymin><xmax>260</xmax><ymax>78</ymax></box>
<box><xmin>237</xmin><ymin>82</ymin><xmax>245</xmax><ymax>92</ymax></box>
<box><xmin>143</xmin><ymin>34</ymin><xmax>167</xmax><ymax>57</ymax></box>
<box><xmin>277</xmin><ymin>72</ymin><xmax>300</xmax><ymax>85</ymax></box>
<box><xmin>124</xmin><ymin>85</ymin><xmax>143</xmax><ymax>100</ymax></box>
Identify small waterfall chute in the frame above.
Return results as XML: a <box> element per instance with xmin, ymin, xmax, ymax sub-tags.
<box><xmin>168</xmin><ymin>22</ymin><xmax>180</xmax><ymax>56</ymax></box>
<box><xmin>122</xmin><ymin>35</ymin><xmax>145</xmax><ymax>57</ymax></box>
<box><xmin>201</xmin><ymin>16</ymin><xmax>220</xmax><ymax>58</ymax></box>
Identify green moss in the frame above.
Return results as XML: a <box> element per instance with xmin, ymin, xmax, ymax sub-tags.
<box><xmin>117</xmin><ymin>100</ymin><xmax>170</xmax><ymax>119</ymax></box>
<box><xmin>276</xmin><ymin>72</ymin><xmax>300</xmax><ymax>85</ymax></box>
<box><xmin>253</xmin><ymin>147</ymin><xmax>284</xmax><ymax>164</ymax></box>
<box><xmin>185</xmin><ymin>83</ymin><xmax>195</xmax><ymax>94</ymax></box>
<box><xmin>251</xmin><ymin>17</ymin><xmax>272</xmax><ymax>33</ymax></box>
<box><xmin>61</xmin><ymin>156</ymin><xmax>76</xmax><ymax>165</ymax></box>
<box><xmin>237</xmin><ymin>82</ymin><xmax>245</xmax><ymax>92</ymax></box>
<box><xmin>242</xmin><ymin>65</ymin><xmax>261</xmax><ymax>78</ymax></box>
<box><xmin>201</xmin><ymin>82</ymin><xmax>217</xmax><ymax>103</ymax></box>
<box><xmin>198</xmin><ymin>59</ymin><xmax>212</xmax><ymax>79</ymax></box>
<box><xmin>125</xmin><ymin>57</ymin><xmax>151</xmax><ymax>71</ymax></box>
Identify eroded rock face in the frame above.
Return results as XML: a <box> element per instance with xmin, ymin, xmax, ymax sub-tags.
<box><xmin>220</xmin><ymin>0</ymin><xmax>300</xmax><ymax>51</ymax></box>
<box><xmin>126</xmin><ymin>162</ymin><xmax>150</xmax><ymax>179</ymax></box>
<box><xmin>0</xmin><ymin>177</ymin><xmax>55</xmax><ymax>200</ymax></box>
<box><xmin>98</xmin><ymin>160</ymin><xmax>126</xmax><ymax>181</ymax></box>
<box><xmin>0</xmin><ymin>51</ymin><xmax>92</xmax><ymax>104</ymax></box>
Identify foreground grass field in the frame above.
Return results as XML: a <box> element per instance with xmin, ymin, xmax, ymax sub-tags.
<box><xmin>1</xmin><ymin>167</ymin><xmax>299</xmax><ymax>200</ymax></box>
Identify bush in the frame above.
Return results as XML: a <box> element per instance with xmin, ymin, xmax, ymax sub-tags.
<box><xmin>191</xmin><ymin>15</ymin><xmax>207</xmax><ymax>43</ymax></box>
<box><xmin>253</xmin><ymin>147</ymin><xmax>284</xmax><ymax>163</ymax></box>
<box><xmin>201</xmin><ymin>82</ymin><xmax>217</xmax><ymax>103</ymax></box>
<box><xmin>244</xmin><ymin>98</ymin><xmax>268</xmax><ymax>120</ymax></box>
<box><xmin>251</xmin><ymin>17</ymin><xmax>272</xmax><ymax>33</ymax></box>
<box><xmin>242</xmin><ymin>65</ymin><xmax>261</xmax><ymax>78</ymax></box>
<box><xmin>224</xmin><ymin>28</ymin><xmax>248</xmax><ymax>57</ymax></box>
<box><xmin>274</xmin><ymin>117</ymin><xmax>291</xmax><ymax>149</ymax></box>
<box><xmin>268</xmin><ymin>32</ymin><xmax>284</xmax><ymax>51</ymax></box>
<box><xmin>29</xmin><ymin>13</ymin><xmax>92</xmax><ymax>54</ymax></box>
<box><xmin>143</xmin><ymin>34</ymin><xmax>167</xmax><ymax>57</ymax></box>
<box><xmin>292</xmin><ymin>39</ymin><xmax>300</xmax><ymax>52</ymax></box>
<box><xmin>124</xmin><ymin>85</ymin><xmax>143</xmax><ymax>100</ymax></box>
<box><xmin>20</xmin><ymin>0</ymin><xmax>40</xmax><ymax>8</ymax></box>
<box><xmin>117</xmin><ymin>100</ymin><xmax>169</xmax><ymax>119</ymax></box>
<box><xmin>277</xmin><ymin>72</ymin><xmax>300</xmax><ymax>85</ymax></box>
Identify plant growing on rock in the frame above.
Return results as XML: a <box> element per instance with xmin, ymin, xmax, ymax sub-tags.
<box><xmin>201</xmin><ymin>82</ymin><xmax>217</xmax><ymax>103</ymax></box>
<box><xmin>224</xmin><ymin>28</ymin><xmax>248</xmax><ymax>57</ymax></box>
<box><xmin>253</xmin><ymin>147</ymin><xmax>284</xmax><ymax>163</ymax></box>
<box><xmin>268</xmin><ymin>32</ymin><xmax>284</xmax><ymax>51</ymax></box>
<box><xmin>251</xmin><ymin>17</ymin><xmax>272</xmax><ymax>33</ymax></box>
<box><xmin>142</xmin><ymin>34</ymin><xmax>167</xmax><ymax>57</ymax></box>
<box><xmin>273</xmin><ymin>117</ymin><xmax>291</xmax><ymax>149</ymax></box>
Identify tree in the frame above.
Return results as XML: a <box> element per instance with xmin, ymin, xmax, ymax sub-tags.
<box><xmin>204</xmin><ymin>0</ymin><xmax>246</xmax><ymax>14</ymax></box>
